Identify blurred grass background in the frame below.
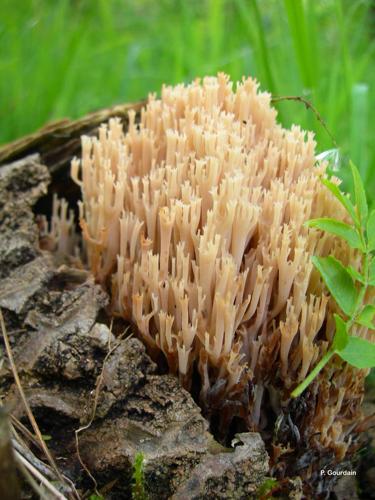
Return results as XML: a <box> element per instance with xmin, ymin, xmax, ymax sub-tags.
<box><xmin>0</xmin><ymin>0</ymin><xmax>374</xmax><ymax>201</ymax></box>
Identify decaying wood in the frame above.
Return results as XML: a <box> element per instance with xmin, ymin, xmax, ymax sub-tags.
<box><xmin>0</xmin><ymin>101</ymin><xmax>144</xmax><ymax>218</ymax></box>
<box><xmin>0</xmin><ymin>101</ymin><xmax>144</xmax><ymax>172</ymax></box>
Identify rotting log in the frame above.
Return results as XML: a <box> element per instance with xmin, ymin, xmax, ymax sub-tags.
<box><xmin>0</xmin><ymin>101</ymin><xmax>144</xmax><ymax>169</ymax></box>
<box><xmin>0</xmin><ymin>102</ymin><xmax>144</xmax><ymax>217</ymax></box>
<box><xmin>0</xmin><ymin>408</ymin><xmax>20</xmax><ymax>500</ymax></box>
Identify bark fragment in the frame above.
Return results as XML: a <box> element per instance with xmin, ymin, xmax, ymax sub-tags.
<box><xmin>172</xmin><ymin>432</ymin><xmax>269</xmax><ymax>500</ymax></box>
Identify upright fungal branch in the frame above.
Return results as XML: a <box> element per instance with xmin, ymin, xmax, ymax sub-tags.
<box><xmin>72</xmin><ymin>74</ymin><xmax>369</xmax><ymax>460</ymax></box>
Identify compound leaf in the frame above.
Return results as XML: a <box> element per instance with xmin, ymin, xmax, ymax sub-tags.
<box><xmin>332</xmin><ymin>314</ymin><xmax>349</xmax><ymax>351</ymax></box>
<box><xmin>312</xmin><ymin>256</ymin><xmax>357</xmax><ymax>316</ymax></box>
<box><xmin>321</xmin><ymin>178</ymin><xmax>358</xmax><ymax>225</ymax></box>
<box><xmin>356</xmin><ymin>304</ymin><xmax>375</xmax><ymax>329</ymax></box>
<box><xmin>338</xmin><ymin>336</ymin><xmax>375</xmax><ymax>369</ymax></box>
<box><xmin>307</xmin><ymin>218</ymin><xmax>363</xmax><ymax>250</ymax></box>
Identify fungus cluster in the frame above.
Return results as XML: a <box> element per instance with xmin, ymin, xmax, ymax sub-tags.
<box><xmin>72</xmin><ymin>74</ymin><xmax>367</xmax><ymax>458</ymax></box>
<box><xmin>39</xmin><ymin>194</ymin><xmax>79</xmax><ymax>256</ymax></box>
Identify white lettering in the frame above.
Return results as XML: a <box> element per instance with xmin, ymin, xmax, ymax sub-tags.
<box><xmin>325</xmin><ymin>470</ymin><xmax>356</xmax><ymax>476</ymax></box>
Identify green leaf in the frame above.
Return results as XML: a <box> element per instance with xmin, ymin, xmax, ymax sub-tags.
<box><xmin>132</xmin><ymin>451</ymin><xmax>146</xmax><ymax>500</ymax></box>
<box><xmin>332</xmin><ymin>314</ymin><xmax>349</xmax><ymax>351</ymax></box>
<box><xmin>312</xmin><ymin>256</ymin><xmax>357</xmax><ymax>316</ymax></box>
<box><xmin>307</xmin><ymin>218</ymin><xmax>363</xmax><ymax>250</ymax></box>
<box><xmin>367</xmin><ymin>209</ymin><xmax>375</xmax><ymax>251</ymax></box>
<box><xmin>356</xmin><ymin>305</ymin><xmax>375</xmax><ymax>329</ymax></box>
<box><xmin>347</xmin><ymin>265</ymin><xmax>366</xmax><ymax>284</ymax></box>
<box><xmin>321</xmin><ymin>178</ymin><xmax>359</xmax><ymax>225</ymax></box>
<box><xmin>350</xmin><ymin>161</ymin><xmax>368</xmax><ymax>226</ymax></box>
<box><xmin>257</xmin><ymin>478</ymin><xmax>278</xmax><ymax>497</ymax></box>
<box><xmin>369</xmin><ymin>258</ymin><xmax>375</xmax><ymax>286</ymax></box>
<box><xmin>338</xmin><ymin>336</ymin><xmax>375</xmax><ymax>369</ymax></box>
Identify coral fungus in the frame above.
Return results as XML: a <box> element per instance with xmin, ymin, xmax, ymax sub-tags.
<box><xmin>72</xmin><ymin>74</ymin><xmax>369</xmax><ymax>465</ymax></box>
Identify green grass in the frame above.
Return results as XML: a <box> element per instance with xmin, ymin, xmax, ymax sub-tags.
<box><xmin>1</xmin><ymin>0</ymin><xmax>374</xmax><ymax>202</ymax></box>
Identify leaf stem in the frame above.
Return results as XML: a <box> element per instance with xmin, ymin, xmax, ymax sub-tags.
<box><xmin>349</xmin><ymin>230</ymin><xmax>370</xmax><ymax>328</ymax></box>
<box><xmin>291</xmin><ymin>164</ymin><xmax>375</xmax><ymax>398</ymax></box>
<box><xmin>292</xmin><ymin>220</ymin><xmax>371</xmax><ymax>398</ymax></box>
<box><xmin>291</xmin><ymin>350</ymin><xmax>334</xmax><ymax>398</ymax></box>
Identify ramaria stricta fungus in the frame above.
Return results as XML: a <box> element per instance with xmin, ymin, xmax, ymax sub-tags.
<box><xmin>71</xmin><ymin>73</ymin><xmax>371</xmax><ymax>470</ymax></box>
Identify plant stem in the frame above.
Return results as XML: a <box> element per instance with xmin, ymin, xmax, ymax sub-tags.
<box><xmin>348</xmin><ymin>221</ymin><xmax>370</xmax><ymax>322</ymax></box>
<box><xmin>292</xmin><ymin>224</ymin><xmax>370</xmax><ymax>399</ymax></box>
<box><xmin>350</xmin><ymin>250</ymin><xmax>369</xmax><ymax>328</ymax></box>
<box><xmin>291</xmin><ymin>350</ymin><xmax>334</xmax><ymax>398</ymax></box>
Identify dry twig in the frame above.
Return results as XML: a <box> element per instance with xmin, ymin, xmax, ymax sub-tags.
<box><xmin>14</xmin><ymin>450</ymin><xmax>68</xmax><ymax>500</ymax></box>
<box><xmin>0</xmin><ymin>308</ymin><xmax>80</xmax><ymax>500</ymax></box>
<box><xmin>14</xmin><ymin>452</ymin><xmax>50</xmax><ymax>500</ymax></box>
<box><xmin>75</xmin><ymin>324</ymin><xmax>130</xmax><ymax>497</ymax></box>
<box><xmin>0</xmin><ymin>408</ymin><xmax>20</xmax><ymax>500</ymax></box>
<box><xmin>271</xmin><ymin>95</ymin><xmax>338</xmax><ymax>148</ymax></box>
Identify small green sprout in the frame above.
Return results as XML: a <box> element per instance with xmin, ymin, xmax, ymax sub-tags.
<box><xmin>257</xmin><ymin>477</ymin><xmax>278</xmax><ymax>499</ymax></box>
<box><xmin>132</xmin><ymin>451</ymin><xmax>147</xmax><ymax>500</ymax></box>
<box><xmin>292</xmin><ymin>161</ymin><xmax>375</xmax><ymax>398</ymax></box>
